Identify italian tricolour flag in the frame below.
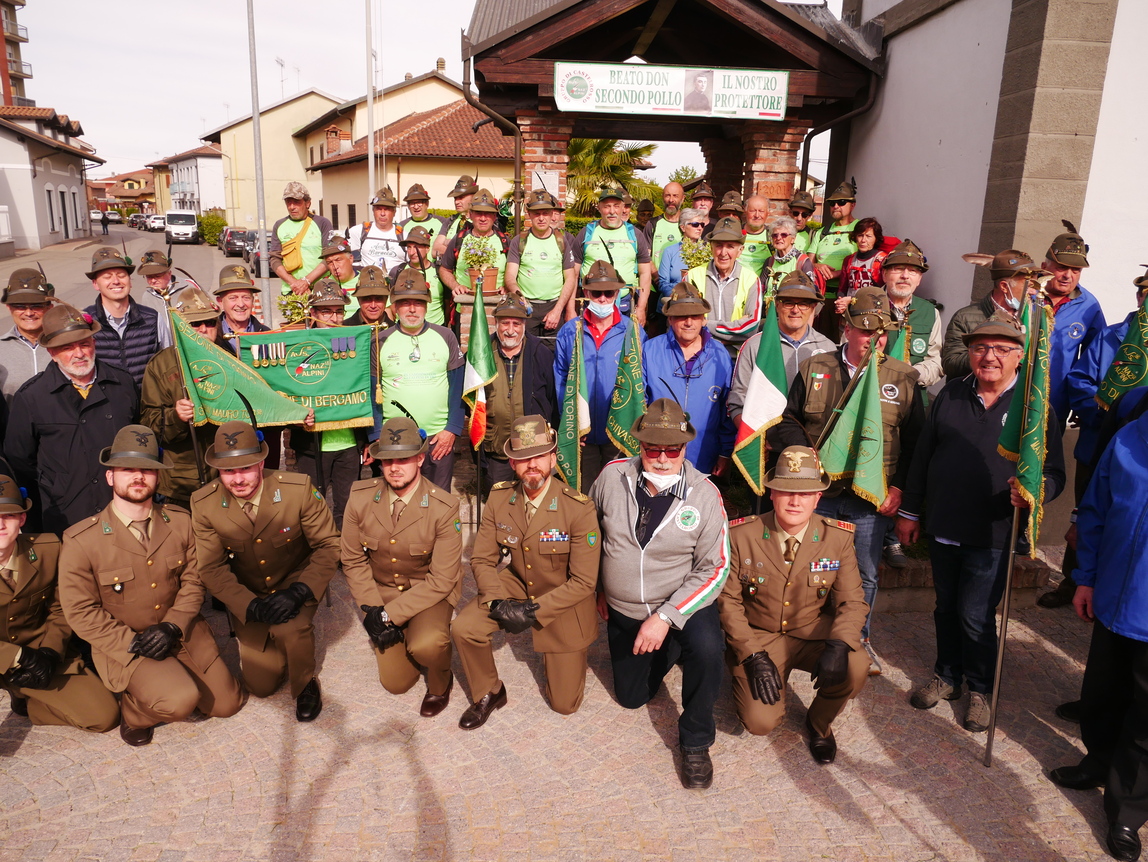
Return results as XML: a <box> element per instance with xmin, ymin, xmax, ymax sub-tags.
<box><xmin>731</xmin><ymin>297</ymin><xmax>788</xmax><ymax>495</ymax></box>
<box><xmin>461</xmin><ymin>289</ymin><xmax>497</xmax><ymax>447</ymax></box>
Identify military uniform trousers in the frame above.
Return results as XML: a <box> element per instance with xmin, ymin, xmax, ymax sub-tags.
<box><xmin>372</xmin><ymin>587</ymin><xmax>453</xmax><ymax>698</ymax></box>
<box><xmin>727</xmin><ymin>635</ymin><xmax>869</xmax><ymax>738</ymax></box>
<box><xmin>6</xmin><ymin>662</ymin><xmax>119</xmax><ymax>733</ymax></box>
<box><xmin>121</xmin><ymin>621</ymin><xmax>246</xmax><ymax>730</ymax></box>
<box><xmin>452</xmin><ymin>601</ymin><xmax>589</xmax><ymax>715</ymax></box>
<box><xmin>231</xmin><ymin>601</ymin><xmax>319</xmax><ymax>699</ymax></box>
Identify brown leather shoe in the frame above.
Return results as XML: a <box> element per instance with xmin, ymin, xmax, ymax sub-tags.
<box><xmin>1037</xmin><ymin>578</ymin><xmax>1076</xmax><ymax>609</ymax></box>
<box><xmin>120</xmin><ymin>723</ymin><xmax>154</xmax><ymax>747</ymax></box>
<box><xmin>458</xmin><ymin>684</ymin><xmax>506</xmax><ymax>729</ymax></box>
<box><xmin>679</xmin><ymin>746</ymin><xmax>714</xmax><ymax>789</ymax></box>
<box><xmin>806</xmin><ymin>718</ymin><xmax>837</xmax><ymax>764</ymax></box>
<box><xmin>420</xmin><ymin>676</ymin><xmax>453</xmax><ymax>718</ymax></box>
<box><xmin>9</xmin><ymin>695</ymin><xmax>28</xmax><ymax>717</ymax></box>
<box><xmin>295</xmin><ymin>677</ymin><xmax>322</xmax><ymax>722</ymax></box>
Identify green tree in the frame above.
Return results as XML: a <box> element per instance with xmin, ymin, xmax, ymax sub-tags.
<box><xmin>668</xmin><ymin>165</ymin><xmax>699</xmax><ymax>186</ymax></box>
<box><xmin>565</xmin><ymin>138</ymin><xmax>662</xmax><ymax>217</ymax></box>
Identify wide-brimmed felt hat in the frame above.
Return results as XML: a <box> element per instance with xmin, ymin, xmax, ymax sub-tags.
<box><xmin>403</xmin><ymin>183</ymin><xmax>430</xmax><ymax>203</ymax></box>
<box><xmin>764</xmin><ymin>446</ymin><xmax>829</xmax><ymax>492</ymax></box>
<box><xmin>494</xmin><ymin>292</ymin><xmax>532</xmax><ymax>319</ymax></box>
<box><xmin>370</xmin><ymin>186</ymin><xmax>398</xmax><ymax>208</ymax></box>
<box><xmin>309</xmin><ymin>278</ymin><xmax>349</xmax><ymax>307</ymax></box>
<box><xmin>961</xmin><ymin>315</ymin><xmax>1025</xmax><ymax>346</ymax></box>
<box><xmin>320</xmin><ymin>237</ymin><xmax>354</xmax><ymax>259</ymax></box>
<box><xmin>709</xmin><ymin>216</ymin><xmax>745</xmax><ymax>243</ymax></box>
<box><xmin>469</xmin><ymin>189</ymin><xmax>499</xmax><ymax>214</ymax></box>
<box><xmin>41</xmin><ymin>302</ymin><xmax>101</xmax><ymax>348</ymax></box>
<box><xmin>0</xmin><ymin>474</ymin><xmax>32</xmax><ymax>513</ymax></box>
<box><xmin>825</xmin><ymin>179</ymin><xmax>857</xmax><ymax>203</ymax></box>
<box><xmin>788</xmin><ymin>189</ymin><xmax>815</xmax><ymax>214</ymax></box>
<box><xmin>215</xmin><ymin>263</ymin><xmax>257</xmax><ymax>296</ymax></box>
<box><xmin>99</xmin><ymin>425</ymin><xmax>173</xmax><ymax>470</ymax></box>
<box><xmin>884</xmin><ymin>238</ymin><xmax>929</xmax><ymax>272</ymax></box>
<box><xmin>582</xmin><ymin>260</ymin><xmax>625</xmax><ymax>292</ymax></box>
<box><xmin>138</xmin><ymin>249</ymin><xmax>173</xmax><ymax>276</ymax></box>
<box><xmin>400</xmin><ymin>225</ymin><xmax>432</xmax><ymax>247</ymax></box>
<box><xmin>3</xmin><ymin>268</ymin><xmax>53</xmax><ymax>305</ymax></box>
<box><xmin>663</xmin><ymin>281</ymin><xmax>710</xmax><ymax>317</ymax></box>
<box><xmin>449</xmin><ymin>175</ymin><xmax>479</xmax><ymax>198</ymax></box>
<box><xmin>961</xmin><ymin>249</ymin><xmax>1045</xmax><ymax>283</ymax></box>
<box><xmin>717</xmin><ymin>191</ymin><xmax>745</xmax><ymax>213</ymax></box>
<box><xmin>370</xmin><ymin>416</ymin><xmax>428</xmax><ymax>459</ymax></box>
<box><xmin>1134</xmin><ymin>265</ymin><xmax>1148</xmax><ymax>293</ymax></box>
<box><xmin>355</xmin><ymin>266</ymin><xmax>390</xmax><ymax>299</ymax></box>
<box><xmin>504</xmin><ymin>414</ymin><xmax>558</xmax><ymax>460</ymax></box>
<box><xmin>692</xmin><ymin>182</ymin><xmax>715</xmax><ymax>201</ymax></box>
<box><xmin>86</xmin><ymin>247</ymin><xmax>135</xmax><ymax>279</ymax></box>
<box><xmin>205</xmin><ymin>421</ymin><xmax>268</xmax><ymax>470</ymax></box>
<box><xmin>172</xmin><ymin>286</ymin><xmax>220</xmax><ymax>323</ymax></box>
<box><xmin>390</xmin><ymin>268</ymin><xmax>430</xmax><ymax>302</ymax></box>
<box><xmin>844</xmin><ymin>286</ymin><xmax>892</xmax><ymax>331</ymax></box>
<box><xmin>526</xmin><ymin>189</ymin><xmax>559</xmax><ymax>211</ymax></box>
<box><xmin>637</xmin><ymin>199</ymin><xmax>655</xmax><ymax>214</ymax></box>
<box><xmin>1047</xmin><ymin>219</ymin><xmax>1089</xmax><ymax>268</ymax></box>
<box><xmin>632</xmin><ymin>398</ymin><xmax>696</xmax><ymax>446</ymax></box>
<box><xmin>774</xmin><ymin>269</ymin><xmax>821</xmax><ymax>302</ymax></box>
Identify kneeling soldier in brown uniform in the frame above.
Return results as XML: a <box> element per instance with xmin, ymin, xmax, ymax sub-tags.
<box><xmin>341</xmin><ymin>417</ymin><xmax>463</xmax><ymax>717</ymax></box>
<box><xmin>191</xmin><ymin>421</ymin><xmax>340</xmax><ymax>722</ymax></box>
<box><xmin>0</xmin><ymin>475</ymin><xmax>120</xmax><ymax>732</ymax></box>
<box><xmin>718</xmin><ymin>446</ymin><xmax>870</xmax><ymax>764</ymax></box>
<box><xmin>452</xmin><ymin>415</ymin><xmax>601</xmax><ymax>728</ymax></box>
<box><xmin>59</xmin><ymin>426</ymin><xmax>246</xmax><ymax>746</ymax></box>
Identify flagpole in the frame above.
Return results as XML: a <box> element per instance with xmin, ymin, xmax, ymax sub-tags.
<box><xmin>984</xmin><ymin>289</ymin><xmax>1045</xmax><ymax>768</ymax></box>
<box><xmin>814</xmin><ymin>323</ymin><xmax>886</xmax><ymax>451</ymax></box>
<box><xmin>754</xmin><ymin>273</ymin><xmax>784</xmax><ymax>516</ymax></box>
<box><xmin>167</xmin><ymin>308</ymin><xmax>208</xmax><ymax>485</ymax></box>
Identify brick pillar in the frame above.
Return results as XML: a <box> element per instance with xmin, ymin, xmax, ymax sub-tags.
<box><xmin>741</xmin><ymin>121</ymin><xmax>808</xmax><ymax>218</ymax></box>
<box><xmin>518</xmin><ymin>109</ymin><xmax>574</xmax><ymax>204</ymax></box>
<box><xmin>700</xmin><ymin>137</ymin><xmax>744</xmax><ymax>199</ymax></box>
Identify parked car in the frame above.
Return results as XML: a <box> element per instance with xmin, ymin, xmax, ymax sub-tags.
<box><xmin>165</xmin><ymin>210</ymin><xmax>200</xmax><ymax>244</ymax></box>
<box><xmin>89</xmin><ymin>210</ymin><xmax>102</xmax><ymax>223</ymax></box>
<box><xmin>221</xmin><ymin>227</ymin><xmax>248</xmax><ymax>257</ymax></box>
<box><xmin>146</xmin><ymin>214</ymin><xmax>165</xmax><ymax>231</ymax></box>
<box><xmin>128</xmin><ymin>213</ymin><xmax>145</xmax><ymax>228</ymax></box>
<box><xmin>249</xmin><ymin>246</ymin><xmax>270</xmax><ymax>279</ymax></box>
<box><xmin>106</xmin><ymin>211</ymin><xmax>123</xmax><ymax>224</ymax></box>
<box><xmin>243</xmin><ymin>229</ymin><xmax>273</xmax><ymax>263</ymax></box>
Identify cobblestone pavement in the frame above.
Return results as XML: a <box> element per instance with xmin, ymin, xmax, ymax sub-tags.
<box><xmin>0</xmin><ymin>552</ymin><xmax>1113</xmax><ymax>862</ymax></box>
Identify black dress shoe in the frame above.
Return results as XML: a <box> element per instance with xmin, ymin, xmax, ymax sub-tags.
<box><xmin>1055</xmin><ymin>699</ymin><xmax>1082</xmax><ymax>724</ymax></box>
<box><xmin>295</xmin><ymin>678</ymin><xmax>322</xmax><ymax>722</ymax></box>
<box><xmin>420</xmin><ymin>676</ymin><xmax>453</xmax><ymax>718</ymax></box>
<box><xmin>679</xmin><ymin>747</ymin><xmax>713</xmax><ymax>789</ymax></box>
<box><xmin>458</xmin><ymin>684</ymin><xmax>506</xmax><ymax>729</ymax></box>
<box><xmin>1107</xmin><ymin>824</ymin><xmax>1142</xmax><ymax>862</ymax></box>
<box><xmin>10</xmin><ymin>695</ymin><xmax>28</xmax><ymax>717</ymax></box>
<box><xmin>1048</xmin><ymin>763</ymin><xmax>1105</xmax><ymax>790</ymax></box>
<box><xmin>806</xmin><ymin>718</ymin><xmax>837</xmax><ymax>765</ymax></box>
<box><xmin>120</xmin><ymin>723</ymin><xmax>154</xmax><ymax>747</ymax></box>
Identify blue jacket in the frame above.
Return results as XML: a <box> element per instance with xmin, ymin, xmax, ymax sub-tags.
<box><xmin>658</xmin><ymin>242</ymin><xmax>688</xmax><ymax>299</ymax></box>
<box><xmin>554</xmin><ymin>312</ymin><xmax>646</xmax><ymax>446</ymax></box>
<box><xmin>1049</xmin><ymin>286</ymin><xmax>1105</xmax><ymax>422</ymax></box>
<box><xmin>1074</xmin><ymin>412</ymin><xmax>1148</xmax><ymax>642</ymax></box>
<box><xmin>642</xmin><ymin>330</ymin><xmax>734</xmax><ymax>473</ymax></box>
<box><xmin>1065</xmin><ymin>313</ymin><xmax>1130</xmax><ymax>463</ymax></box>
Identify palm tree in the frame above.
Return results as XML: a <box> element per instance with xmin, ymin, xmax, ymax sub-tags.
<box><xmin>565</xmin><ymin>138</ymin><xmax>662</xmax><ymax>217</ymax></box>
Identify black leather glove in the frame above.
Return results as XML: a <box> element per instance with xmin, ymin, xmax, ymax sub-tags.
<box><xmin>813</xmin><ymin>639</ymin><xmax>851</xmax><ymax>690</ymax></box>
<box><xmin>743</xmin><ymin>650</ymin><xmax>782</xmax><ymax>705</ymax></box>
<box><xmin>245</xmin><ymin>596</ymin><xmax>268</xmax><ymax>624</ymax></box>
<box><xmin>259</xmin><ymin>582</ymin><xmax>313</xmax><ymax>625</ymax></box>
<box><xmin>130</xmin><ymin>622</ymin><xmax>183</xmax><ymax>661</ymax></box>
<box><xmin>488</xmin><ymin>598</ymin><xmax>539</xmax><ymax>635</ymax></box>
<box><xmin>6</xmin><ymin>646</ymin><xmax>59</xmax><ymax>690</ymax></box>
<box><xmin>360</xmin><ymin>605</ymin><xmax>405</xmax><ymax>650</ymax></box>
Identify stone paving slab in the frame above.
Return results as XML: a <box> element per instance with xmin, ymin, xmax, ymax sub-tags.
<box><xmin>0</xmin><ymin>568</ymin><xmax>1119</xmax><ymax>862</ymax></box>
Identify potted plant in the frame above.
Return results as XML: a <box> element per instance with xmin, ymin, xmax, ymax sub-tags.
<box><xmin>460</xmin><ymin>236</ymin><xmax>502</xmax><ymax>294</ymax></box>
<box><xmin>680</xmin><ymin>236</ymin><xmax>713</xmax><ymax>278</ymax></box>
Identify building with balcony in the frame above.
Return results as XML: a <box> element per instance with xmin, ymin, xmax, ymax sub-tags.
<box><xmin>148</xmin><ymin>143</ymin><xmax>224</xmax><ymax>215</ymax></box>
<box><xmin>0</xmin><ymin>0</ymin><xmax>32</xmax><ymax>107</ymax></box>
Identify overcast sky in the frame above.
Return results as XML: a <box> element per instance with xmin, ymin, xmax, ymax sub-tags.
<box><xmin>21</xmin><ymin>0</ymin><xmax>838</xmax><ymax>184</ymax></box>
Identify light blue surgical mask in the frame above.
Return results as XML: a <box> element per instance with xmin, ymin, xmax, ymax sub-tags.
<box><xmin>587</xmin><ymin>299</ymin><xmax>615</xmax><ymax>319</ymax></box>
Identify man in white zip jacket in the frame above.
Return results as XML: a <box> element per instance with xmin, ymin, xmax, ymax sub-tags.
<box><xmin>589</xmin><ymin>398</ymin><xmax>731</xmax><ymax>790</ymax></box>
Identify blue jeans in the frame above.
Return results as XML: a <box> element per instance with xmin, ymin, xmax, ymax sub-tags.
<box><xmin>815</xmin><ymin>492</ymin><xmax>887</xmax><ymax>638</ymax></box>
<box><xmin>927</xmin><ymin>539</ymin><xmax>1009</xmax><ymax>694</ymax></box>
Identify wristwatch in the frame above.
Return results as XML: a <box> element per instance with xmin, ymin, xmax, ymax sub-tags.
<box><xmin>657</xmin><ymin>612</ymin><xmax>674</xmax><ymax>627</ymax></box>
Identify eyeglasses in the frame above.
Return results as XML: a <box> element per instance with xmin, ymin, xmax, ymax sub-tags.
<box><xmin>968</xmin><ymin>344</ymin><xmax>1021</xmax><ymax>358</ymax></box>
<box><xmin>686</xmin><ymin>222</ymin><xmax>707</xmax><ymax>228</ymax></box>
<box><xmin>7</xmin><ymin>303</ymin><xmax>47</xmax><ymax>311</ymax></box>
<box><xmin>641</xmin><ymin>444</ymin><xmax>684</xmax><ymax>458</ymax></box>
<box><xmin>789</xmin><ymin>211</ymin><xmax>809</xmax><ymax>218</ymax></box>
<box><xmin>779</xmin><ymin>298</ymin><xmax>816</xmax><ymax>308</ymax></box>
<box><xmin>771</xmin><ymin>232</ymin><xmax>792</xmax><ymax>239</ymax></box>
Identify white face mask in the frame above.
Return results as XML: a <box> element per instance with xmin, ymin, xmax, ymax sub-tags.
<box><xmin>1003</xmin><ymin>293</ymin><xmax>1021</xmax><ymax>311</ymax></box>
<box><xmin>587</xmin><ymin>299</ymin><xmax>615</xmax><ymax>318</ymax></box>
<box><xmin>642</xmin><ymin>470</ymin><xmax>681</xmax><ymax>491</ymax></box>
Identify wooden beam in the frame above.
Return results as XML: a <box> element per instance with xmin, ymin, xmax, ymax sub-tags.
<box><xmin>632</xmin><ymin>0</ymin><xmax>678</xmax><ymax>57</ymax></box>
<box><xmin>496</xmin><ymin>0</ymin><xmax>651</xmax><ymax>64</ymax></box>
<box><xmin>878</xmin><ymin>0</ymin><xmax>961</xmax><ymax>38</ymax></box>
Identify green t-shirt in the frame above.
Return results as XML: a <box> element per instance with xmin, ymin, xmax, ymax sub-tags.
<box><xmin>811</xmin><ymin>220</ymin><xmax>858</xmax><ymax>292</ymax></box>
<box><xmin>740</xmin><ymin>229</ymin><xmax>772</xmax><ymax>275</ymax></box>
<box><xmin>514</xmin><ymin>232</ymin><xmax>566</xmax><ymax>301</ymax></box>
<box><xmin>321</xmin><ymin>427</ymin><xmax>356</xmax><ymax>452</ymax></box>
<box><xmin>649</xmin><ymin>217</ymin><xmax>682</xmax><ymax>271</ymax></box>
<box><xmin>378</xmin><ymin>323</ymin><xmax>462</xmax><ymax>435</ymax></box>
<box><xmin>581</xmin><ymin>223</ymin><xmax>640</xmax><ymax>298</ymax></box>
<box><xmin>340</xmin><ymin>273</ymin><xmax>360</xmax><ymax>316</ymax></box>
<box><xmin>277</xmin><ymin>217</ymin><xmax>325</xmax><ymax>292</ymax></box>
<box><xmin>452</xmin><ymin>233</ymin><xmax>506</xmax><ymax>292</ymax></box>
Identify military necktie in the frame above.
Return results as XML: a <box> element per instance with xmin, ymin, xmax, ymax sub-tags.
<box><xmin>130</xmin><ymin>519</ymin><xmax>150</xmax><ymax>548</ymax></box>
<box><xmin>242</xmin><ymin>502</ymin><xmax>256</xmax><ymax>524</ymax></box>
<box><xmin>0</xmin><ymin>565</ymin><xmax>16</xmax><ymax>592</ymax></box>
<box><xmin>392</xmin><ymin>498</ymin><xmax>405</xmax><ymax>522</ymax></box>
<box><xmin>784</xmin><ymin>537</ymin><xmax>799</xmax><ymax>564</ymax></box>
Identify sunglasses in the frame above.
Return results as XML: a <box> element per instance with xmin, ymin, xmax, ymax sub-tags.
<box><xmin>587</xmin><ymin>290</ymin><xmax>618</xmax><ymax>299</ymax></box>
<box><xmin>641</xmin><ymin>444</ymin><xmax>684</xmax><ymax>458</ymax></box>
<box><xmin>771</xmin><ymin>232</ymin><xmax>792</xmax><ymax>239</ymax></box>
<box><xmin>686</xmin><ymin>222</ymin><xmax>707</xmax><ymax>228</ymax></box>
<box><xmin>790</xmin><ymin>210</ymin><xmax>810</xmax><ymax>218</ymax></box>
<box><xmin>7</xmin><ymin>303</ymin><xmax>47</xmax><ymax>311</ymax></box>
<box><xmin>828</xmin><ymin>200</ymin><xmax>851</xmax><ymax>207</ymax></box>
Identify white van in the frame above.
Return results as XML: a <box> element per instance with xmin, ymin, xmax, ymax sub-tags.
<box><xmin>165</xmin><ymin>209</ymin><xmax>200</xmax><ymax>244</ymax></box>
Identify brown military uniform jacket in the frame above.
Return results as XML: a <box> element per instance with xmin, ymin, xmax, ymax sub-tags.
<box><xmin>340</xmin><ymin>475</ymin><xmax>463</xmax><ymax>624</ymax></box>
<box><xmin>58</xmin><ymin>503</ymin><xmax>219</xmax><ymax>692</ymax></box>
<box><xmin>471</xmin><ymin>477</ymin><xmax>600</xmax><ymax>654</ymax></box>
<box><xmin>191</xmin><ymin>470</ymin><xmax>340</xmax><ymax>649</ymax></box>
<box><xmin>718</xmin><ymin>514</ymin><xmax>868</xmax><ymax>663</ymax></box>
<box><xmin>0</xmin><ymin>534</ymin><xmax>83</xmax><ymax>675</ymax></box>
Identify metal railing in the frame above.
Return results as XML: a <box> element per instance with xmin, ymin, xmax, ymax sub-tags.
<box><xmin>7</xmin><ymin>58</ymin><xmax>31</xmax><ymax>77</ymax></box>
<box><xmin>2</xmin><ymin>20</ymin><xmax>27</xmax><ymax>41</ymax></box>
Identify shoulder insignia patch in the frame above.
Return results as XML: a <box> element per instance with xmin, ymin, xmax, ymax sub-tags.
<box><xmin>826</xmin><ymin>518</ymin><xmax>855</xmax><ymax>533</ymax></box>
<box><xmin>729</xmin><ymin>515</ymin><xmax>758</xmax><ymax>528</ymax></box>
<box><xmin>562</xmin><ymin>486</ymin><xmax>590</xmax><ymax>503</ymax></box>
<box><xmin>312</xmin><ymin>488</ymin><xmax>324</xmax><ymax>501</ymax></box>
<box><xmin>491</xmin><ymin>481</ymin><xmax>514</xmax><ymax>491</ymax></box>
<box><xmin>587</xmin><ymin>530</ymin><xmax>598</xmax><ymax>547</ymax></box>
<box><xmin>454</xmin><ymin>519</ymin><xmax>461</xmax><ymax>533</ymax></box>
